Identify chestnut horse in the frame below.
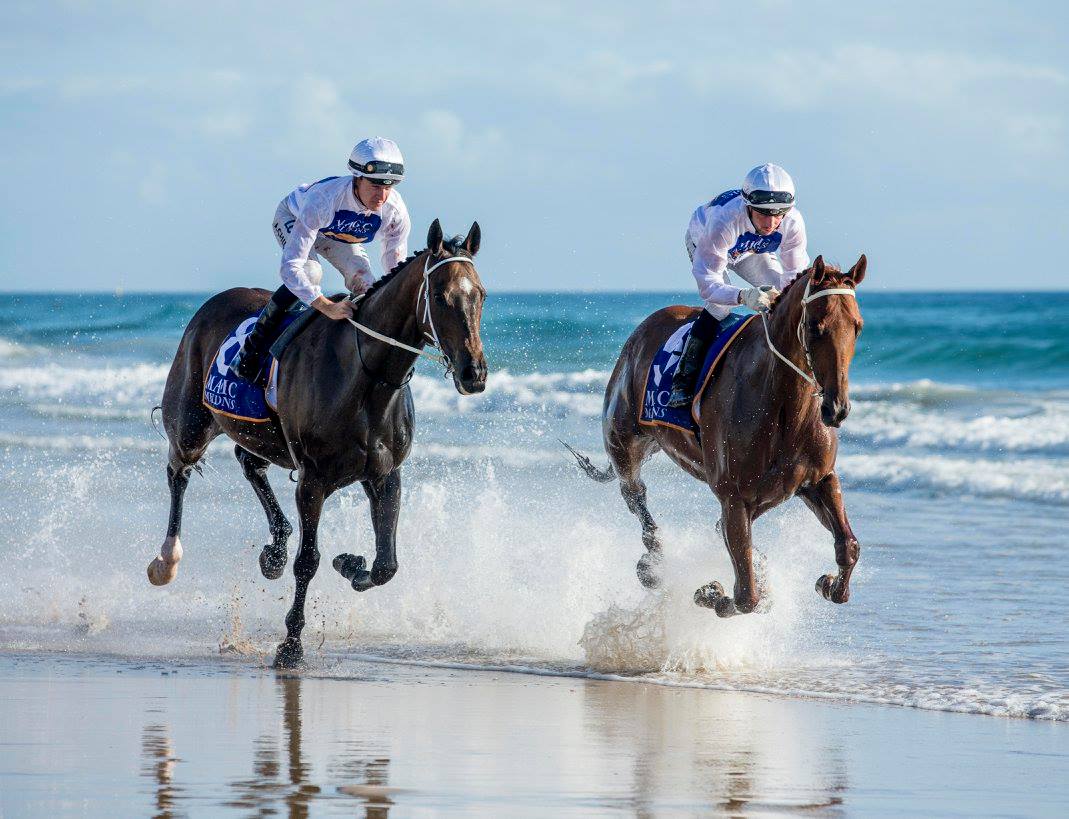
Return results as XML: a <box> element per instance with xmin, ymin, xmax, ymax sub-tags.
<box><xmin>567</xmin><ymin>255</ymin><xmax>866</xmax><ymax>616</ymax></box>
<box><xmin>149</xmin><ymin>220</ymin><xmax>488</xmax><ymax>666</ymax></box>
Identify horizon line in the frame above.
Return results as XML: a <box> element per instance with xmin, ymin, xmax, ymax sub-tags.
<box><xmin>2</xmin><ymin>287</ymin><xmax>1068</xmax><ymax>297</ymax></box>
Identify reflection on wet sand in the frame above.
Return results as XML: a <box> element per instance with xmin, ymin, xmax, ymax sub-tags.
<box><xmin>580</xmin><ymin>680</ymin><xmax>848</xmax><ymax>815</ymax></box>
<box><xmin>141</xmin><ymin>723</ymin><xmax>182</xmax><ymax>819</ymax></box>
<box><xmin>221</xmin><ymin>674</ymin><xmax>393</xmax><ymax>818</ymax></box>
<box><xmin>5</xmin><ymin>653</ymin><xmax>1062</xmax><ymax>816</ymax></box>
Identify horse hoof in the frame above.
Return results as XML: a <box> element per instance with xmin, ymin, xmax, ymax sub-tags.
<box><xmin>694</xmin><ymin>582</ymin><xmax>740</xmax><ymax>617</ymax></box>
<box><xmin>693</xmin><ymin>581</ymin><xmax>725</xmax><ymax>609</ymax></box>
<box><xmin>333</xmin><ymin>554</ymin><xmax>375</xmax><ymax>592</ymax></box>
<box><xmin>273</xmin><ymin>638</ymin><xmax>304</xmax><ymax>669</ymax></box>
<box><xmin>147</xmin><ymin>536</ymin><xmax>183</xmax><ymax>586</ymax></box>
<box><xmin>636</xmin><ymin>552</ymin><xmax>663</xmax><ymax>589</ymax></box>
<box><xmin>816</xmin><ymin>574</ymin><xmax>836</xmax><ymax>600</ymax></box>
<box><xmin>816</xmin><ymin>574</ymin><xmax>850</xmax><ymax>604</ymax></box>
<box><xmin>351</xmin><ymin>575</ymin><xmax>375</xmax><ymax>592</ymax></box>
<box><xmin>147</xmin><ymin>556</ymin><xmax>179</xmax><ymax>586</ymax></box>
<box><xmin>259</xmin><ymin>546</ymin><xmax>287</xmax><ymax>580</ymax></box>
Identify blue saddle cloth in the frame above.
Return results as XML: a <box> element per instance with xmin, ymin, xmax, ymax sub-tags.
<box><xmin>201</xmin><ymin>306</ymin><xmax>304</xmax><ymax>423</ymax></box>
<box><xmin>638</xmin><ymin>312</ymin><xmax>756</xmax><ymax>435</ymax></box>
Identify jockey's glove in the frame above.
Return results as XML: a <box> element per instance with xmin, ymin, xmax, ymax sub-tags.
<box><xmin>740</xmin><ymin>285</ymin><xmax>780</xmax><ymax>312</ymax></box>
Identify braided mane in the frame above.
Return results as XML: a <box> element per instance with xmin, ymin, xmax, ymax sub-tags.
<box><xmin>360</xmin><ymin>250</ymin><xmax>426</xmax><ymax>301</ymax></box>
<box><xmin>360</xmin><ymin>236</ymin><xmax>472</xmax><ymax>301</ymax></box>
<box><xmin>770</xmin><ymin>260</ymin><xmax>842</xmax><ymax>313</ymax></box>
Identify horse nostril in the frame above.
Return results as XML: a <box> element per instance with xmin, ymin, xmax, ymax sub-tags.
<box><xmin>462</xmin><ymin>364</ymin><xmax>479</xmax><ymax>383</ymax></box>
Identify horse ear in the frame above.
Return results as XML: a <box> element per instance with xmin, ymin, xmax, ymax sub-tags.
<box><xmin>846</xmin><ymin>254</ymin><xmax>867</xmax><ymax>287</ymax></box>
<box><xmin>427</xmin><ymin>219</ymin><xmax>444</xmax><ymax>255</ymax></box>
<box><xmin>812</xmin><ymin>255</ymin><xmax>827</xmax><ymax>283</ymax></box>
<box><xmin>463</xmin><ymin>221</ymin><xmax>481</xmax><ymax>256</ymax></box>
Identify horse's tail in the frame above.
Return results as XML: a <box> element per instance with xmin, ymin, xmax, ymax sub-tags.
<box><xmin>559</xmin><ymin>440</ymin><xmax>616</xmax><ymax>483</ymax></box>
<box><xmin>150</xmin><ymin>405</ymin><xmax>165</xmax><ymax>440</ymax></box>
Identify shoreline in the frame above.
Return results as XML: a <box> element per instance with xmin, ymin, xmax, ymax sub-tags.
<box><xmin>1</xmin><ymin>635</ymin><xmax>1063</xmax><ymax>725</ymax></box>
<box><xmin>2</xmin><ymin>650</ymin><xmax>1066</xmax><ymax>816</ymax></box>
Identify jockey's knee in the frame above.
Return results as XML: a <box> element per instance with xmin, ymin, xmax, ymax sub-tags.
<box><xmin>303</xmin><ymin>259</ymin><xmax>323</xmax><ymax>287</ymax></box>
<box><xmin>341</xmin><ymin>266</ymin><xmax>374</xmax><ymax>296</ymax></box>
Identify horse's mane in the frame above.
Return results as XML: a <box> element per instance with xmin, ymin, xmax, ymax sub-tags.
<box><xmin>770</xmin><ymin>260</ymin><xmax>842</xmax><ymax>314</ymax></box>
<box><xmin>361</xmin><ymin>237</ymin><xmax>471</xmax><ymax>301</ymax></box>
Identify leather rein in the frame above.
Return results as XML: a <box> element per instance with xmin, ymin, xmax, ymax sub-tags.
<box><xmin>347</xmin><ymin>253</ymin><xmax>475</xmax><ymax>389</ymax></box>
<box><xmin>760</xmin><ymin>277</ymin><xmax>856</xmax><ymax>398</ymax></box>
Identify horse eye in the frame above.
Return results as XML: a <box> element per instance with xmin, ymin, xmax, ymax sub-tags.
<box><xmin>808</xmin><ymin>321</ymin><xmax>825</xmax><ymax>338</ymax></box>
<box><xmin>434</xmin><ymin>292</ymin><xmax>448</xmax><ymax>306</ymax></box>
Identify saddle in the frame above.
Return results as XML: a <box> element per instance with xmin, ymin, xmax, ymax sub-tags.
<box><xmin>202</xmin><ymin>301</ymin><xmax>324</xmax><ymax>422</ymax></box>
<box><xmin>638</xmin><ymin>312</ymin><xmax>756</xmax><ymax>435</ymax></box>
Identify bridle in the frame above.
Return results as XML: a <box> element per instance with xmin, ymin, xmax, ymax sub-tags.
<box><xmin>760</xmin><ymin>276</ymin><xmax>856</xmax><ymax>398</ymax></box>
<box><xmin>346</xmin><ymin>252</ymin><xmax>476</xmax><ymax>381</ymax></box>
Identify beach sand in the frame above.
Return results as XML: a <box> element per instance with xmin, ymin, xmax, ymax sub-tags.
<box><xmin>0</xmin><ymin>652</ymin><xmax>1065</xmax><ymax>817</ymax></box>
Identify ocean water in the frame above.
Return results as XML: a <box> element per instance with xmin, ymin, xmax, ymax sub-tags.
<box><xmin>0</xmin><ymin>290</ymin><xmax>1067</xmax><ymax>722</ymax></box>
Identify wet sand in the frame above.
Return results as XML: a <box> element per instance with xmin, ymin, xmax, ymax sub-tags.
<box><xmin>0</xmin><ymin>653</ymin><xmax>1066</xmax><ymax>817</ymax></box>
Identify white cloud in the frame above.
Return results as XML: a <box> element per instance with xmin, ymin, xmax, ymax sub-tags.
<box><xmin>138</xmin><ymin>162</ymin><xmax>168</xmax><ymax>205</ymax></box>
<box><xmin>194</xmin><ymin>110</ymin><xmax>252</xmax><ymax>139</ymax></box>
<box><xmin>688</xmin><ymin>44</ymin><xmax>1068</xmax><ymax>165</ymax></box>
<box><xmin>0</xmin><ymin>77</ymin><xmax>45</xmax><ymax>95</ymax></box>
<box><xmin>59</xmin><ymin>75</ymin><xmax>152</xmax><ymax>99</ymax></box>
<box><xmin>530</xmin><ymin>49</ymin><xmax>674</xmax><ymax>106</ymax></box>
<box><xmin>744</xmin><ymin>45</ymin><xmax>1068</xmax><ymax>110</ymax></box>
<box><xmin>275</xmin><ymin>74</ymin><xmax>398</xmax><ymax>159</ymax></box>
<box><xmin>418</xmin><ymin>109</ymin><xmax>506</xmax><ymax>171</ymax></box>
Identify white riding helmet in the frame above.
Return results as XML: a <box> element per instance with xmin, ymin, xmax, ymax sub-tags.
<box><xmin>348</xmin><ymin>137</ymin><xmax>405</xmax><ymax>185</ymax></box>
<box><xmin>742</xmin><ymin>163</ymin><xmax>795</xmax><ymax>211</ymax></box>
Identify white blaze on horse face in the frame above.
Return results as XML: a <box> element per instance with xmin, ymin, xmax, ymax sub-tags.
<box><xmin>458</xmin><ymin>276</ymin><xmax>475</xmax><ymax>296</ymax></box>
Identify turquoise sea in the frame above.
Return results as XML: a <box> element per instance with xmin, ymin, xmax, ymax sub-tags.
<box><xmin>0</xmin><ymin>290</ymin><xmax>1066</xmax><ymax>721</ymax></box>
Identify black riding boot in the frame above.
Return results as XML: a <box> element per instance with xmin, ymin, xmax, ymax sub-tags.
<box><xmin>667</xmin><ymin>311</ymin><xmax>721</xmax><ymax>408</ymax></box>
<box><xmin>231</xmin><ymin>287</ymin><xmax>297</xmax><ymax>384</ymax></box>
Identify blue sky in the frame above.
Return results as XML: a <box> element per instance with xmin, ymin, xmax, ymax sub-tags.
<box><xmin>1</xmin><ymin>1</ymin><xmax>1066</xmax><ymax>293</ymax></box>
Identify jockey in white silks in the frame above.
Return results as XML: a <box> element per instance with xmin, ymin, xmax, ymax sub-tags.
<box><xmin>231</xmin><ymin>137</ymin><xmax>412</xmax><ymax>383</ymax></box>
<box><xmin>667</xmin><ymin>163</ymin><xmax>810</xmax><ymax>408</ymax></box>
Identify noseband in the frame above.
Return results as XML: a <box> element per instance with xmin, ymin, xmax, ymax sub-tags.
<box><xmin>760</xmin><ymin>277</ymin><xmax>856</xmax><ymax>398</ymax></box>
<box><xmin>347</xmin><ymin>253</ymin><xmax>476</xmax><ymax>378</ymax></box>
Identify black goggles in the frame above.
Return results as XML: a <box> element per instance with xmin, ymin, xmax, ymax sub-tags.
<box><xmin>744</xmin><ymin>189</ymin><xmax>794</xmax><ymax>207</ymax></box>
<box><xmin>348</xmin><ymin>159</ymin><xmax>404</xmax><ymax>177</ymax></box>
<box><xmin>751</xmin><ymin>205</ymin><xmax>792</xmax><ymax>217</ymax></box>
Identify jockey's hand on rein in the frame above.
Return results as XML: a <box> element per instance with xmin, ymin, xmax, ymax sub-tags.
<box><xmin>313</xmin><ymin>297</ymin><xmax>355</xmax><ymax>321</ymax></box>
<box><xmin>741</xmin><ymin>285</ymin><xmax>780</xmax><ymax>313</ymax></box>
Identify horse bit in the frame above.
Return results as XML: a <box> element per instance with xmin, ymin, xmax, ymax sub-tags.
<box><xmin>760</xmin><ymin>278</ymin><xmax>856</xmax><ymax>398</ymax></box>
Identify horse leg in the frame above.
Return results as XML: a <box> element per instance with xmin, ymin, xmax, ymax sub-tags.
<box><xmin>798</xmin><ymin>472</ymin><xmax>860</xmax><ymax>604</ymax></box>
<box><xmin>274</xmin><ymin>477</ymin><xmax>326</xmax><ymax>669</ymax></box>
<box><xmin>622</xmin><ymin>478</ymin><xmax>665</xmax><ymax>589</ymax></box>
<box><xmin>694</xmin><ymin>498</ymin><xmax>759</xmax><ymax>616</ymax></box>
<box><xmin>151</xmin><ymin>351</ymin><xmax>219</xmax><ymax>585</ymax></box>
<box><xmin>147</xmin><ymin>460</ymin><xmax>193</xmax><ymax>586</ymax></box>
<box><xmin>605</xmin><ymin>426</ymin><xmax>664</xmax><ymax>589</ymax></box>
<box><xmin>234</xmin><ymin>445</ymin><xmax>293</xmax><ymax>580</ymax></box>
<box><xmin>333</xmin><ymin>470</ymin><xmax>401</xmax><ymax>592</ymax></box>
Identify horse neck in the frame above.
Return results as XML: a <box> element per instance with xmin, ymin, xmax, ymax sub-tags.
<box><xmin>350</xmin><ymin>255</ymin><xmax>426</xmax><ymax>384</ymax></box>
<box><xmin>759</xmin><ymin>272</ymin><xmax>820</xmax><ymax>418</ymax></box>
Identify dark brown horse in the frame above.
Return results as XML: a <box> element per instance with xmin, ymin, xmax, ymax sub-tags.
<box><xmin>567</xmin><ymin>255</ymin><xmax>866</xmax><ymax>616</ymax></box>
<box><xmin>148</xmin><ymin>219</ymin><xmax>488</xmax><ymax>666</ymax></box>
